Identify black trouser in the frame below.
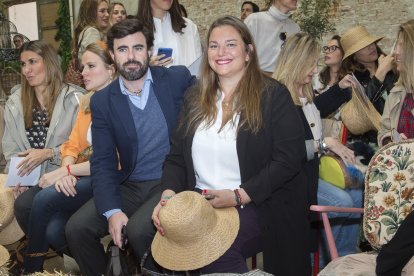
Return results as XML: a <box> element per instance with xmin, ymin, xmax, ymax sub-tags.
<box><xmin>376</xmin><ymin>210</ymin><xmax>414</xmax><ymax>276</ymax></box>
<box><xmin>65</xmin><ymin>179</ymin><xmax>162</xmax><ymax>276</ymax></box>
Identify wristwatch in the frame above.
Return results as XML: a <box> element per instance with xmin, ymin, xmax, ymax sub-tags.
<box><xmin>318</xmin><ymin>138</ymin><xmax>328</xmax><ymax>154</ymax></box>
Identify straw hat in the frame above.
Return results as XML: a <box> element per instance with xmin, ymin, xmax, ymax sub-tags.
<box><xmin>0</xmin><ymin>174</ymin><xmax>25</xmax><ymax>245</ymax></box>
<box><xmin>151</xmin><ymin>191</ymin><xmax>240</xmax><ymax>271</ymax></box>
<box><xmin>340</xmin><ymin>87</ymin><xmax>381</xmax><ymax>135</ymax></box>
<box><xmin>341</xmin><ymin>26</ymin><xmax>384</xmax><ymax>60</ymax></box>
<box><xmin>0</xmin><ymin>244</ymin><xmax>9</xmax><ymax>267</ymax></box>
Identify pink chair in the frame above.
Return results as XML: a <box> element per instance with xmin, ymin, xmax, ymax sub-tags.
<box><xmin>315</xmin><ymin>140</ymin><xmax>414</xmax><ymax>275</ymax></box>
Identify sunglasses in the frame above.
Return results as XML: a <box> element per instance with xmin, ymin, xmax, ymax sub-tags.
<box><xmin>279</xmin><ymin>32</ymin><xmax>287</xmax><ymax>48</ymax></box>
<box><xmin>322</xmin><ymin>45</ymin><xmax>340</xmax><ymax>54</ymax></box>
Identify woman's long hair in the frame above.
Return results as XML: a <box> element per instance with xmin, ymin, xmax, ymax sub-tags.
<box><xmin>319</xmin><ymin>35</ymin><xmax>346</xmax><ymax>90</ymax></box>
<box><xmin>137</xmin><ymin>0</ymin><xmax>186</xmax><ymax>34</ymax></box>
<box><xmin>80</xmin><ymin>42</ymin><xmax>115</xmax><ymax>113</ymax></box>
<box><xmin>181</xmin><ymin>16</ymin><xmax>265</xmax><ymax>135</ymax></box>
<box><xmin>273</xmin><ymin>33</ymin><xmax>320</xmax><ymax>106</ymax></box>
<box><xmin>396</xmin><ymin>20</ymin><xmax>414</xmax><ymax>93</ymax></box>
<box><xmin>73</xmin><ymin>0</ymin><xmax>107</xmax><ymax>49</ymax></box>
<box><xmin>19</xmin><ymin>40</ymin><xmax>63</xmax><ymax>129</ymax></box>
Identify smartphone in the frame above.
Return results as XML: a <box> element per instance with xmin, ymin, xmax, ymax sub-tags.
<box><xmin>203</xmin><ymin>194</ymin><xmax>215</xmax><ymax>200</ymax></box>
<box><xmin>120</xmin><ymin>225</ymin><xmax>128</xmax><ymax>250</ymax></box>
<box><xmin>157</xmin><ymin>48</ymin><xmax>173</xmax><ymax>60</ymax></box>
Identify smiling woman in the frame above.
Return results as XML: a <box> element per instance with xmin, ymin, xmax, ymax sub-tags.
<box><xmin>152</xmin><ymin>16</ymin><xmax>310</xmax><ymax>275</ymax></box>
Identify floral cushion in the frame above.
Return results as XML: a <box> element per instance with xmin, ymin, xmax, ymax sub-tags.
<box><xmin>364</xmin><ymin>139</ymin><xmax>414</xmax><ymax>250</ymax></box>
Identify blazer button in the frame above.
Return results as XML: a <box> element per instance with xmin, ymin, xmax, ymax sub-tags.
<box><xmin>310</xmin><ymin>123</ymin><xmax>315</xmax><ymax>127</ymax></box>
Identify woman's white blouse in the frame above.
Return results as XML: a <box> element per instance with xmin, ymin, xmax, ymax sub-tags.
<box><xmin>192</xmin><ymin>94</ymin><xmax>241</xmax><ymax>191</ymax></box>
<box><xmin>299</xmin><ymin>97</ymin><xmax>323</xmax><ymax>140</ymax></box>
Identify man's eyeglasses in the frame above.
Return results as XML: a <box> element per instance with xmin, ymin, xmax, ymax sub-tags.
<box><xmin>279</xmin><ymin>32</ymin><xmax>287</xmax><ymax>48</ymax></box>
<box><xmin>322</xmin><ymin>45</ymin><xmax>340</xmax><ymax>54</ymax></box>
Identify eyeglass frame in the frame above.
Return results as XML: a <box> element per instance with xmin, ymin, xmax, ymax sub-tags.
<box><xmin>322</xmin><ymin>45</ymin><xmax>340</xmax><ymax>54</ymax></box>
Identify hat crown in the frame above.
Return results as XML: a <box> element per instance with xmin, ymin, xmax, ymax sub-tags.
<box><xmin>159</xmin><ymin>192</ymin><xmax>217</xmax><ymax>244</ymax></box>
<box><xmin>341</xmin><ymin>25</ymin><xmax>383</xmax><ymax>60</ymax></box>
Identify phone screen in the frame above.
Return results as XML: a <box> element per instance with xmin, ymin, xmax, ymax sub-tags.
<box><xmin>157</xmin><ymin>48</ymin><xmax>173</xmax><ymax>60</ymax></box>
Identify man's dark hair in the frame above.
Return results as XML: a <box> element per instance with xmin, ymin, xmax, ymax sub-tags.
<box><xmin>106</xmin><ymin>18</ymin><xmax>154</xmax><ymax>52</ymax></box>
<box><xmin>242</xmin><ymin>1</ymin><xmax>260</xmax><ymax>13</ymax></box>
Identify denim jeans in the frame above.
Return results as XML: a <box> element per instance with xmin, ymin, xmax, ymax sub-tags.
<box><xmin>23</xmin><ymin>176</ymin><xmax>93</xmax><ymax>273</ymax></box>
<box><xmin>317</xmin><ymin>178</ymin><xmax>363</xmax><ymax>267</ymax></box>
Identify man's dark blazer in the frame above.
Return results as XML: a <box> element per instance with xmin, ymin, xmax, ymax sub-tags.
<box><xmin>90</xmin><ymin>65</ymin><xmax>195</xmax><ymax>214</ymax></box>
<box><xmin>161</xmin><ymin>78</ymin><xmax>311</xmax><ymax>275</ymax></box>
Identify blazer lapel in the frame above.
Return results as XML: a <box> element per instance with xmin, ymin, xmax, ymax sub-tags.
<box><xmin>151</xmin><ymin>68</ymin><xmax>175</xmax><ymax>135</ymax></box>
<box><xmin>110</xmin><ymin>80</ymin><xmax>137</xmax><ymax>144</ymax></box>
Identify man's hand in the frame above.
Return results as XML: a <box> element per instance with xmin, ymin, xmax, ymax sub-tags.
<box><xmin>108</xmin><ymin>211</ymin><xmax>129</xmax><ymax>248</ymax></box>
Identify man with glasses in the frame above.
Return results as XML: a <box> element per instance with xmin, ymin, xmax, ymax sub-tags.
<box><xmin>245</xmin><ymin>0</ymin><xmax>300</xmax><ymax>75</ymax></box>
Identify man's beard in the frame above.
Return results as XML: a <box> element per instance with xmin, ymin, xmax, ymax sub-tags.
<box><xmin>117</xmin><ymin>57</ymin><xmax>149</xmax><ymax>81</ymax></box>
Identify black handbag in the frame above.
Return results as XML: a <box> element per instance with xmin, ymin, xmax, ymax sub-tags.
<box><xmin>105</xmin><ymin>239</ymin><xmax>139</xmax><ymax>276</ymax></box>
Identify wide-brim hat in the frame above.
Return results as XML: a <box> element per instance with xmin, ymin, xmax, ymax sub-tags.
<box><xmin>0</xmin><ymin>244</ymin><xmax>9</xmax><ymax>267</ymax></box>
<box><xmin>151</xmin><ymin>191</ymin><xmax>240</xmax><ymax>271</ymax></box>
<box><xmin>0</xmin><ymin>174</ymin><xmax>25</xmax><ymax>245</ymax></box>
<box><xmin>340</xmin><ymin>87</ymin><xmax>381</xmax><ymax>135</ymax></box>
<box><xmin>341</xmin><ymin>26</ymin><xmax>384</xmax><ymax>60</ymax></box>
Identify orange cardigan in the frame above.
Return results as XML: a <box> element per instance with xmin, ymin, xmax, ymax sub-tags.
<box><xmin>60</xmin><ymin>108</ymin><xmax>91</xmax><ymax>161</ymax></box>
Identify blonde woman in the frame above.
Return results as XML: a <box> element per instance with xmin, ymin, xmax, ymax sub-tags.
<box><xmin>273</xmin><ymin>33</ymin><xmax>362</xmax><ymax>266</ymax></box>
<box><xmin>16</xmin><ymin>42</ymin><xmax>114</xmax><ymax>273</ymax></box>
<box><xmin>109</xmin><ymin>2</ymin><xmax>127</xmax><ymax>25</ymax></box>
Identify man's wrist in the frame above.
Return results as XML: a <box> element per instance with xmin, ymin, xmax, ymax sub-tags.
<box><xmin>103</xmin><ymin>209</ymin><xmax>122</xmax><ymax>220</ymax></box>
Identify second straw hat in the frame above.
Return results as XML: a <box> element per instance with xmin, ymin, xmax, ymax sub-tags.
<box><xmin>151</xmin><ymin>191</ymin><xmax>240</xmax><ymax>271</ymax></box>
<box><xmin>0</xmin><ymin>174</ymin><xmax>25</xmax><ymax>245</ymax></box>
<box><xmin>341</xmin><ymin>26</ymin><xmax>384</xmax><ymax>60</ymax></box>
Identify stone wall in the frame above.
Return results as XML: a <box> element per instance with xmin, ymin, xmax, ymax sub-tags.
<box><xmin>177</xmin><ymin>0</ymin><xmax>413</xmax><ymax>51</ymax></box>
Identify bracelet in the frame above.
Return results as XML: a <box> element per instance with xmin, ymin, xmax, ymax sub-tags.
<box><xmin>234</xmin><ymin>189</ymin><xmax>244</xmax><ymax>208</ymax></box>
<box><xmin>66</xmin><ymin>164</ymin><xmax>73</xmax><ymax>176</ymax></box>
<box><xmin>49</xmin><ymin>148</ymin><xmax>55</xmax><ymax>161</ymax></box>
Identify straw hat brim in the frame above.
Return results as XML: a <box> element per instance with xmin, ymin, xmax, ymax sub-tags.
<box><xmin>0</xmin><ymin>244</ymin><xmax>9</xmax><ymax>267</ymax></box>
<box><xmin>151</xmin><ymin>206</ymin><xmax>239</xmax><ymax>271</ymax></box>
<box><xmin>342</xmin><ymin>35</ymin><xmax>384</xmax><ymax>61</ymax></box>
<box><xmin>0</xmin><ymin>217</ymin><xmax>25</xmax><ymax>246</ymax></box>
<box><xmin>340</xmin><ymin>87</ymin><xmax>381</xmax><ymax>135</ymax></box>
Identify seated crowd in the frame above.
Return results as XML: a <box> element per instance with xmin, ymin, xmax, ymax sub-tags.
<box><xmin>0</xmin><ymin>0</ymin><xmax>414</xmax><ymax>275</ymax></box>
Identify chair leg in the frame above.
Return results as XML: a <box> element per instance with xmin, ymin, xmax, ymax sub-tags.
<box><xmin>251</xmin><ymin>255</ymin><xmax>257</xmax><ymax>269</ymax></box>
<box><xmin>313</xmin><ymin>248</ymin><xmax>320</xmax><ymax>276</ymax></box>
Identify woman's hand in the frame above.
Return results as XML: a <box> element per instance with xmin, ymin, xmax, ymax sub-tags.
<box><xmin>13</xmin><ymin>183</ymin><xmax>28</xmax><ymax>199</ymax></box>
<box><xmin>338</xmin><ymin>74</ymin><xmax>358</xmax><ymax>89</ymax></box>
<box><xmin>375</xmin><ymin>54</ymin><xmax>395</xmax><ymax>82</ymax></box>
<box><xmin>55</xmin><ymin>175</ymin><xmax>78</xmax><ymax>197</ymax></box>
<box><xmin>152</xmin><ymin>189</ymin><xmax>176</xmax><ymax>236</ymax></box>
<box><xmin>39</xmin><ymin>167</ymin><xmax>67</xmax><ymax>189</ymax></box>
<box><xmin>150</xmin><ymin>55</ymin><xmax>173</xmax><ymax>67</ymax></box>
<box><xmin>324</xmin><ymin>137</ymin><xmax>355</xmax><ymax>164</ymax></box>
<box><xmin>17</xmin><ymin>148</ymin><xmax>53</xmax><ymax>176</ymax></box>
<box><xmin>203</xmin><ymin>189</ymin><xmax>238</xmax><ymax>208</ymax></box>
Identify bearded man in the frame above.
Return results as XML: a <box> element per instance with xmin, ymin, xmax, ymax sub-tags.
<box><xmin>65</xmin><ymin>18</ymin><xmax>195</xmax><ymax>276</ymax></box>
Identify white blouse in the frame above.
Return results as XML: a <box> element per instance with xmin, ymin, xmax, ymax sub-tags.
<box><xmin>192</xmin><ymin>94</ymin><xmax>241</xmax><ymax>191</ymax></box>
<box><xmin>153</xmin><ymin>13</ymin><xmax>201</xmax><ymax>67</ymax></box>
<box><xmin>299</xmin><ymin>97</ymin><xmax>323</xmax><ymax>140</ymax></box>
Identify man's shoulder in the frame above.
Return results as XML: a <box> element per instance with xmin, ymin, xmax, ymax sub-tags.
<box><xmin>245</xmin><ymin>11</ymin><xmax>270</xmax><ymax>24</ymax></box>
<box><xmin>91</xmin><ymin>79</ymin><xmax>119</xmax><ymax>102</ymax></box>
<box><xmin>151</xmin><ymin>65</ymin><xmax>191</xmax><ymax>81</ymax></box>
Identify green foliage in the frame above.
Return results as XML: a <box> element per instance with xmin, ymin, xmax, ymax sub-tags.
<box><xmin>294</xmin><ymin>0</ymin><xmax>336</xmax><ymax>40</ymax></box>
<box><xmin>55</xmin><ymin>0</ymin><xmax>72</xmax><ymax>73</ymax></box>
